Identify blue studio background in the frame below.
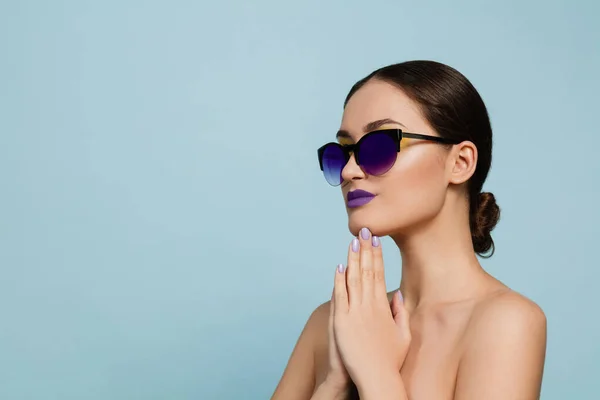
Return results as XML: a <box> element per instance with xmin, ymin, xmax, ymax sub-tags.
<box><xmin>1</xmin><ymin>0</ymin><xmax>598</xmax><ymax>399</ymax></box>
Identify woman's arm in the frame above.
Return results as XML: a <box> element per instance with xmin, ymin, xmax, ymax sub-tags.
<box><xmin>271</xmin><ymin>303</ymin><xmax>329</xmax><ymax>400</ymax></box>
<box><xmin>454</xmin><ymin>291</ymin><xmax>547</xmax><ymax>400</ymax></box>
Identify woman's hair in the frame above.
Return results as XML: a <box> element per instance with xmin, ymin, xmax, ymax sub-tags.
<box><xmin>344</xmin><ymin>60</ymin><xmax>500</xmax><ymax>257</ymax></box>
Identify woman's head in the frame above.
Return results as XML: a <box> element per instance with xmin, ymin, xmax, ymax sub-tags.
<box><xmin>319</xmin><ymin>60</ymin><xmax>500</xmax><ymax>257</ymax></box>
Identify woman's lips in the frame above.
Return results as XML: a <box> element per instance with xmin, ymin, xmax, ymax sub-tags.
<box><xmin>347</xmin><ymin>189</ymin><xmax>376</xmax><ymax>208</ymax></box>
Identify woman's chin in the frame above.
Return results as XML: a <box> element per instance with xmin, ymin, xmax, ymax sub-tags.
<box><xmin>347</xmin><ymin>210</ymin><xmax>407</xmax><ymax>238</ymax></box>
<box><xmin>347</xmin><ymin>216</ymin><xmax>384</xmax><ymax>237</ymax></box>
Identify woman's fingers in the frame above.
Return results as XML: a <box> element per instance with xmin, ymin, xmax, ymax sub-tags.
<box><xmin>370</xmin><ymin>233</ymin><xmax>387</xmax><ymax>299</ymax></box>
<box><xmin>346</xmin><ymin>227</ymin><xmax>387</xmax><ymax>305</ymax></box>
<box><xmin>334</xmin><ymin>263</ymin><xmax>348</xmax><ymax>314</ymax></box>
<box><xmin>328</xmin><ymin>288</ymin><xmax>336</xmax><ymax>345</ymax></box>
<box><xmin>345</xmin><ymin>237</ymin><xmax>362</xmax><ymax>306</ymax></box>
<box><xmin>390</xmin><ymin>290</ymin><xmax>402</xmax><ymax>321</ymax></box>
<box><xmin>391</xmin><ymin>291</ymin><xmax>411</xmax><ymax>336</ymax></box>
<box><xmin>330</xmin><ymin>288</ymin><xmax>335</xmax><ymax>321</ymax></box>
<box><xmin>357</xmin><ymin>227</ymin><xmax>375</xmax><ymax>301</ymax></box>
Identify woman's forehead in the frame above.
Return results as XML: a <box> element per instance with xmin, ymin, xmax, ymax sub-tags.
<box><xmin>340</xmin><ymin>81</ymin><xmax>430</xmax><ymax>139</ymax></box>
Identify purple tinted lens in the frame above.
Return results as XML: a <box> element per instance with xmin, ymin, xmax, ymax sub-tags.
<box><xmin>322</xmin><ymin>145</ymin><xmax>345</xmax><ymax>185</ymax></box>
<box><xmin>358</xmin><ymin>133</ymin><xmax>397</xmax><ymax>175</ymax></box>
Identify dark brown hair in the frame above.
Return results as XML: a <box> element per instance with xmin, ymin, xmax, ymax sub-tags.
<box><xmin>344</xmin><ymin>60</ymin><xmax>500</xmax><ymax>257</ymax></box>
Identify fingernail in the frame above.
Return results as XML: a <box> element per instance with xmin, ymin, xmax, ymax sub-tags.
<box><xmin>352</xmin><ymin>238</ymin><xmax>360</xmax><ymax>252</ymax></box>
<box><xmin>360</xmin><ymin>227</ymin><xmax>371</xmax><ymax>240</ymax></box>
<box><xmin>372</xmin><ymin>236</ymin><xmax>380</xmax><ymax>247</ymax></box>
<box><xmin>337</xmin><ymin>263</ymin><xmax>346</xmax><ymax>273</ymax></box>
<box><xmin>397</xmin><ymin>291</ymin><xmax>403</xmax><ymax>302</ymax></box>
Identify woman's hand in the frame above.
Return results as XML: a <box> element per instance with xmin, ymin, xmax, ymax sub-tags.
<box><xmin>323</xmin><ymin>287</ymin><xmax>351</xmax><ymax>392</ymax></box>
<box><xmin>332</xmin><ymin>228</ymin><xmax>412</xmax><ymax>396</ymax></box>
<box><xmin>311</xmin><ymin>289</ymin><xmax>352</xmax><ymax>400</ymax></box>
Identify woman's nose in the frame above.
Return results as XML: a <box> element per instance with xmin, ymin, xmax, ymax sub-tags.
<box><xmin>340</xmin><ymin>153</ymin><xmax>366</xmax><ymax>182</ymax></box>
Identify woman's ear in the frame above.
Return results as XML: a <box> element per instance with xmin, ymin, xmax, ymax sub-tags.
<box><xmin>448</xmin><ymin>141</ymin><xmax>477</xmax><ymax>184</ymax></box>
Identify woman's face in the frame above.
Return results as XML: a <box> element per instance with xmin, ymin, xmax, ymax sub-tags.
<box><xmin>339</xmin><ymin>79</ymin><xmax>452</xmax><ymax>238</ymax></box>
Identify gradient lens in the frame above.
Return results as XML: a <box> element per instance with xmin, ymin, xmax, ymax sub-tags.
<box><xmin>358</xmin><ymin>132</ymin><xmax>397</xmax><ymax>176</ymax></box>
<box><xmin>321</xmin><ymin>144</ymin><xmax>346</xmax><ymax>186</ymax></box>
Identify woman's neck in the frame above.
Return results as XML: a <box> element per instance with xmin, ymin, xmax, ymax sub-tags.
<box><xmin>391</xmin><ymin>203</ymin><xmax>493</xmax><ymax>311</ymax></box>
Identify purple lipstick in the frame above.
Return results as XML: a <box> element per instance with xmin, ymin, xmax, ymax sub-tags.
<box><xmin>347</xmin><ymin>189</ymin><xmax>376</xmax><ymax>208</ymax></box>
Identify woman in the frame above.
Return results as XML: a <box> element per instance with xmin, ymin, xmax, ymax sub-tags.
<box><xmin>271</xmin><ymin>60</ymin><xmax>547</xmax><ymax>399</ymax></box>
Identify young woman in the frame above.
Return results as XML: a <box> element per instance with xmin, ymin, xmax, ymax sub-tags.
<box><xmin>271</xmin><ymin>60</ymin><xmax>547</xmax><ymax>400</ymax></box>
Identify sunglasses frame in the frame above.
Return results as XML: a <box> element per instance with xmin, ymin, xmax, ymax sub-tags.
<box><xmin>317</xmin><ymin>128</ymin><xmax>460</xmax><ymax>183</ymax></box>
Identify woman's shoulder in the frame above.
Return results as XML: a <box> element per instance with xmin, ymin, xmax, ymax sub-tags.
<box><xmin>463</xmin><ymin>286</ymin><xmax>547</xmax><ymax>351</ymax></box>
<box><xmin>471</xmin><ymin>287</ymin><xmax>546</xmax><ymax>327</ymax></box>
<box><xmin>452</xmin><ymin>286</ymin><xmax>547</xmax><ymax>397</ymax></box>
<box><xmin>304</xmin><ymin>300</ymin><xmax>331</xmax><ymax>348</ymax></box>
<box><xmin>306</xmin><ymin>300</ymin><xmax>331</xmax><ymax>332</ymax></box>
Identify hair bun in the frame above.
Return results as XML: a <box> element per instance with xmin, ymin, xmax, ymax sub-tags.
<box><xmin>471</xmin><ymin>192</ymin><xmax>500</xmax><ymax>257</ymax></box>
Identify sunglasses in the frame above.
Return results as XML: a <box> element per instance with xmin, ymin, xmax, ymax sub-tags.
<box><xmin>317</xmin><ymin>128</ymin><xmax>460</xmax><ymax>186</ymax></box>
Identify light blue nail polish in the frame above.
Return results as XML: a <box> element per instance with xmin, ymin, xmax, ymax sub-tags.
<box><xmin>360</xmin><ymin>227</ymin><xmax>371</xmax><ymax>240</ymax></box>
<box><xmin>372</xmin><ymin>236</ymin><xmax>380</xmax><ymax>247</ymax></box>
<box><xmin>352</xmin><ymin>238</ymin><xmax>360</xmax><ymax>252</ymax></box>
<box><xmin>337</xmin><ymin>264</ymin><xmax>345</xmax><ymax>273</ymax></box>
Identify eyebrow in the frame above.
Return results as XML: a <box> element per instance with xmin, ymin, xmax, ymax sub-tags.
<box><xmin>336</xmin><ymin>118</ymin><xmax>407</xmax><ymax>140</ymax></box>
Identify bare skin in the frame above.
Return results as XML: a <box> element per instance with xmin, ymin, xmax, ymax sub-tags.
<box><xmin>271</xmin><ymin>79</ymin><xmax>547</xmax><ymax>399</ymax></box>
<box><xmin>274</xmin><ymin>260</ymin><xmax>546</xmax><ymax>400</ymax></box>
<box><xmin>311</xmin><ymin>285</ymin><xmax>546</xmax><ymax>399</ymax></box>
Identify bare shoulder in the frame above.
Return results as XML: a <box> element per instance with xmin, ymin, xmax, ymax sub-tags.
<box><xmin>312</xmin><ymin>299</ymin><xmax>332</xmax><ymax>322</ymax></box>
<box><xmin>270</xmin><ymin>299</ymin><xmax>331</xmax><ymax>400</ymax></box>
<box><xmin>453</xmin><ymin>289</ymin><xmax>547</xmax><ymax>399</ymax></box>
<box><xmin>300</xmin><ymin>299</ymin><xmax>331</xmax><ymax>349</ymax></box>
<box><xmin>308</xmin><ymin>299</ymin><xmax>332</xmax><ymax>345</ymax></box>
<box><xmin>468</xmin><ymin>288</ymin><xmax>547</xmax><ymax>337</ymax></box>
